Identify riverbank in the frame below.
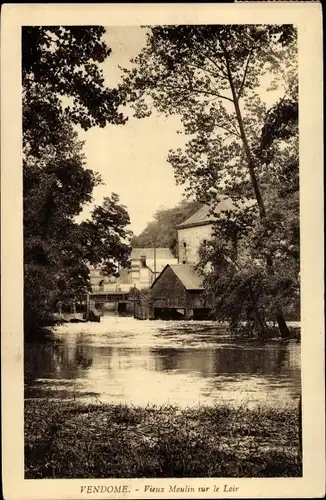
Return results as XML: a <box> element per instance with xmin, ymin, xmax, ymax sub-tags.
<box><xmin>25</xmin><ymin>399</ymin><xmax>302</xmax><ymax>478</ymax></box>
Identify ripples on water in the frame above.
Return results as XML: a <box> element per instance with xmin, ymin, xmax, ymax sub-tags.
<box><xmin>25</xmin><ymin>316</ymin><xmax>301</xmax><ymax>409</ymax></box>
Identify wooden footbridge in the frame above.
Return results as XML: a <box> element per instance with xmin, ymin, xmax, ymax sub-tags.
<box><xmin>87</xmin><ymin>288</ymin><xmax>146</xmax><ymax>318</ymax></box>
<box><xmin>89</xmin><ymin>290</ymin><xmax>130</xmax><ymax>304</ymax></box>
<box><xmin>56</xmin><ymin>289</ymin><xmax>137</xmax><ymax>323</ymax></box>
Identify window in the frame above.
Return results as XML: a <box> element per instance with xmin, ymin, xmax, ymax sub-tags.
<box><xmin>183</xmin><ymin>242</ymin><xmax>187</xmax><ymax>248</ymax></box>
<box><xmin>182</xmin><ymin>260</ymin><xmax>186</xmax><ymax>264</ymax></box>
<box><xmin>203</xmin><ymin>239</ymin><xmax>207</xmax><ymax>245</ymax></box>
<box><xmin>140</xmin><ymin>255</ymin><xmax>147</xmax><ymax>268</ymax></box>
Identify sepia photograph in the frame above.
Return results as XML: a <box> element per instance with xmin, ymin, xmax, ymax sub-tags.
<box><xmin>1</xmin><ymin>3</ymin><xmax>324</xmax><ymax>500</ymax></box>
<box><xmin>22</xmin><ymin>21</ymin><xmax>302</xmax><ymax>478</ymax></box>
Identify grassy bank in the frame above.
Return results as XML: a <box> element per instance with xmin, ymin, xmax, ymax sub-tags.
<box><xmin>25</xmin><ymin>399</ymin><xmax>302</xmax><ymax>478</ymax></box>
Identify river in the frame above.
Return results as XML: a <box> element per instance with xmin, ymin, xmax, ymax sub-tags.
<box><xmin>24</xmin><ymin>316</ymin><xmax>301</xmax><ymax>408</ymax></box>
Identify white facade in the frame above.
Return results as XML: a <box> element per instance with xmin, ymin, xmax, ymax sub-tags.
<box><xmin>89</xmin><ymin>267</ymin><xmax>119</xmax><ymax>290</ymax></box>
<box><xmin>177</xmin><ymin>199</ymin><xmax>257</xmax><ymax>266</ymax></box>
<box><xmin>90</xmin><ymin>248</ymin><xmax>177</xmax><ymax>292</ymax></box>
<box><xmin>176</xmin><ymin>204</ymin><xmax>217</xmax><ymax>265</ymax></box>
<box><xmin>176</xmin><ymin>200</ymin><xmax>250</xmax><ymax>265</ymax></box>
<box><xmin>177</xmin><ymin>223</ymin><xmax>213</xmax><ymax>265</ymax></box>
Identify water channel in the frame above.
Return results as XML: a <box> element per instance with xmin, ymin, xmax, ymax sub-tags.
<box><xmin>25</xmin><ymin>316</ymin><xmax>301</xmax><ymax>408</ymax></box>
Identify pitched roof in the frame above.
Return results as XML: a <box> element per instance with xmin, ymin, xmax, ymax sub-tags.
<box><xmin>177</xmin><ymin>198</ymin><xmax>256</xmax><ymax>229</ymax></box>
<box><xmin>146</xmin><ymin>260</ymin><xmax>177</xmax><ymax>273</ymax></box>
<box><xmin>150</xmin><ymin>264</ymin><xmax>204</xmax><ymax>291</ymax></box>
<box><xmin>131</xmin><ymin>247</ymin><xmax>175</xmax><ymax>260</ymax></box>
<box><xmin>177</xmin><ymin>200</ymin><xmax>233</xmax><ymax>229</ymax></box>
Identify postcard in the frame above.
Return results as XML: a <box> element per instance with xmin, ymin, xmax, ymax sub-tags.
<box><xmin>1</xmin><ymin>3</ymin><xmax>324</xmax><ymax>499</ymax></box>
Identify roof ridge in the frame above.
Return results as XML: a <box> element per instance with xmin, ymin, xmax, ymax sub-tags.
<box><xmin>132</xmin><ymin>246</ymin><xmax>172</xmax><ymax>250</ymax></box>
<box><xmin>177</xmin><ymin>197</ymin><xmax>255</xmax><ymax>229</ymax></box>
<box><xmin>159</xmin><ymin>263</ymin><xmax>203</xmax><ymax>290</ymax></box>
<box><xmin>176</xmin><ymin>204</ymin><xmax>215</xmax><ymax>229</ymax></box>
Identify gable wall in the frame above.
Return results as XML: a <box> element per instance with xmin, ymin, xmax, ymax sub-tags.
<box><xmin>177</xmin><ymin>224</ymin><xmax>213</xmax><ymax>264</ymax></box>
<box><xmin>151</xmin><ymin>266</ymin><xmax>204</xmax><ymax>309</ymax></box>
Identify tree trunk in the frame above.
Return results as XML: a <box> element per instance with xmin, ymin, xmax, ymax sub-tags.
<box><xmin>266</xmin><ymin>255</ymin><xmax>291</xmax><ymax>338</ymax></box>
<box><xmin>248</xmin><ymin>281</ymin><xmax>269</xmax><ymax>338</ymax></box>
<box><xmin>226</xmin><ymin>255</ymin><xmax>269</xmax><ymax>338</ymax></box>
<box><xmin>276</xmin><ymin>307</ymin><xmax>291</xmax><ymax>338</ymax></box>
<box><xmin>222</xmin><ymin>47</ymin><xmax>290</xmax><ymax>339</ymax></box>
<box><xmin>254</xmin><ymin>308</ymin><xmax>269</xmax><ymax>338</ymax></box>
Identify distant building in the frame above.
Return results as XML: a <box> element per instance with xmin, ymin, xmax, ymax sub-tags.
<box><xmin>89</xmin><ymin>266</ymin><xmax>118</xmax><ymax>290</ymax></box>
<box><xmin>176</xmin><ymin>198</ymin><xmax>255</xmax><ymax>265</ymax></box>
<box><xmin>150</xmin><ymin>264</ymin><xmax>211</xmax><ymax>320</ymax></box>
<box><xmin>177</xmin><ymin>204</ymin><xmax>216</xmax><ymax>265</ymax></box>
<box><xmin>89</xmin><ymin>247</ymin><xmax>177</xmax><ymax>292</ymax></box>
<box><xmin>89</xmin><ymin>198</ymin><xmax>254</xmax><ymax>296</ymax></box>
<box><xmin>128</xmin><ymin>248</ymin><xmax>177</xmax><ymax>289</ymax></box>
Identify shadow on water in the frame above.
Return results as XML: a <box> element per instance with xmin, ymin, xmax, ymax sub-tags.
<box><xmin>24</xmin><ymin>318</ymin><xmax>301</xmax><ymax>407</ymax></box>
<box><xmin>24</xmin><ymin>340</ymin><xmax>95</xmax><ymax>381</ymax></box>
<box><xmin>152</xmin><ymin>344</ymin><xmax>290</xmax><ymax>376</ymax></box>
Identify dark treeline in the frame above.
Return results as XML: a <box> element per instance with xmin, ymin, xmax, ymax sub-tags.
<box><xmin>23</xmin><ymin>27</ymin><xmax>132</xmax><ymax>338</ymax></box>
<box><xmin>131</xmin><ymin>199</ymin><xmax>201</xmax><ymax>257</ymax></box>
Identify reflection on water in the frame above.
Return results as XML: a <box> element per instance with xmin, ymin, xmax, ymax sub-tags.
<box><xmin>24</xmin><ymin>317</ymin><xmax>301</xmax><ymax>408</ymax></box>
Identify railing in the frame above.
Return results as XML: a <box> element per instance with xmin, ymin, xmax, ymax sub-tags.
<box><xmin>91</xmin><ymin>284</ymin><xmax>130</xmax><ymax>293</ymax></box>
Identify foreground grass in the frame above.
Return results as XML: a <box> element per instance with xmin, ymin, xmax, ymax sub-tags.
<box><xmin>25</xmin><ymin>399</ymin><xmax>302</xmax><ymax>478</ymax></box>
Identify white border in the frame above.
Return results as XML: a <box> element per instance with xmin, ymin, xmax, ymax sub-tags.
<box><xmin>1</xmin><ymin>3</ymin><xmax>324</xmax><ymax>499</ymax></box>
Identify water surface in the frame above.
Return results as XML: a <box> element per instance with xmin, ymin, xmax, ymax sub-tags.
<box><xmin>25</xmin><ymin>316</ymin><xmax>301</xmax><ymax>408</ymax></box>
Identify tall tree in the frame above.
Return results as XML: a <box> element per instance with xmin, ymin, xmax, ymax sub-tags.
<box><xmin>197</xmin><ymin>90</ymin><xmax>299</xmax><ymax>336</ymax></box>
<box><xmin>23</xmin><ymin>26</ymin><xmax>130</xmax><ymax>337</ymax></box>
<box><xmin>121</xmin><ymin>25</ymin><xmax>298</xmax><ymax>337</ymax></box>
<box><xmin>22</xmin><ymin>26</ymin><xmax>125</xmax><ymax>135</ymax></box>
<box><xmin>80</xmin><ymin>194</ymin><xmax>132</xmax><ymax>276</ymax></box>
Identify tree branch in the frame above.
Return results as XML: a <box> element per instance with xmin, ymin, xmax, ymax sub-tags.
<box><xmin>198</xmin><ymin>54</ymin><xmax>228</xmax><ymax>80</ymax></box>
<box><xmin>187</xmin><ymin>62</ymin><xmax>225</xmax><ymax>86</ymax></box>
<box><xmin>203</xmin><ymin>38</ymin><xmax>229</xmax><ymax>75</ymax></box>
<box><xmin>161</xmin><ymin>83</ymin><xmax>234</xmax><ymax>103</ymax></box>
<box><xmin>186</xmin><ymin>62</ymin><xmax>228</xmax><ymax>97</ymax></box>
<box><xmin>216</xmin><ymin>35</ymin><xmax>228</xmax><ymax>62</ymax></box>
<box><xmin>217</xmin><ymin>123</ymin><xmax>241</xmax><ymax>138</ymax></box>
<box><xmin>237</xmin><ymin>50</ymin><xmax>253</xmax><ymax>100</ymax></box>
<box><xmin>189</xmin><ymin>87</ymin><xmax>234</xmax><ymax>103</ymax></box>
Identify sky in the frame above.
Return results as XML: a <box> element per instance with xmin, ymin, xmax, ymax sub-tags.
<box><xmin>76</xmin><ymin>26</ymin><xmax>289</xmax><ymax>235</ymax></box>
<box><xmin>77</xmin><ymin>26</ymin><xmax>187</xmax><ymax>235</ymax></box>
